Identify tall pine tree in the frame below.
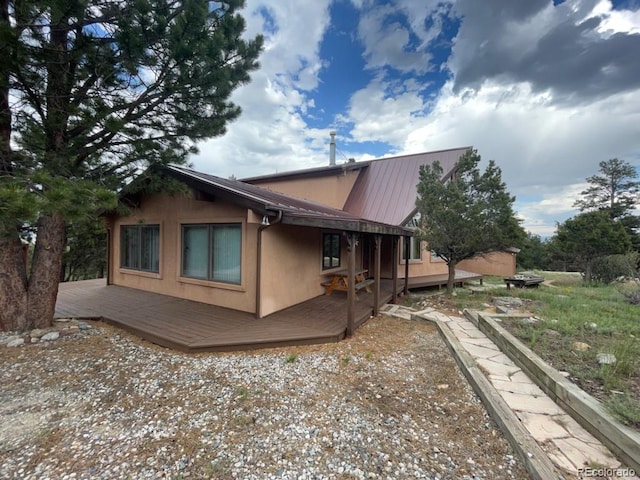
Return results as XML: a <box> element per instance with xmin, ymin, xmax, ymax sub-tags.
<box><xmin>0</xmin><ymin>0</ymin><xmax>262</xmax><ymax>331</ymax></box>
<box><xmin>573</xmin><ymin>158</ymin><xmax>640</xmax><ymax>249</ymax></box>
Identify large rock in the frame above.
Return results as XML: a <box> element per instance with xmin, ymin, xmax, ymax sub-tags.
<box><xmin>30</xmin><ymin>329</ymin><xmax>47</xmax><ymax>339</ymax></box>
<box><xmin>41</xmin><ymin>331</ymin><xmax>60</xmax><ymax>342</ymax></box>
<box><xmin>493</xmin><ymin>297</ymin><xmax>524</xmax><ymax>309</ymax></box>
<box><xmin>7</xmin><ymin>337</ymin><xmax>25</xmax><ymax>347</ymax></box>
<box><xmin>597</xmin><ymin>353</ymin><xmax>616</xmax><ymax>365</ymax></box>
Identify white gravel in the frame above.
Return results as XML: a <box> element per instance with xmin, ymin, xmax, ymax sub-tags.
<box><xmin>0</xmin><ymin>317</ymin><xmax>529</xmax><ymax>479</ymax></box>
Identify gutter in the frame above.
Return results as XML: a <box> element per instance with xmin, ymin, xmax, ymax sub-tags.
<box><xmin>255</xmin><ymin>210</ymin><xmax>283</xmax><ymax>319</ymax></box>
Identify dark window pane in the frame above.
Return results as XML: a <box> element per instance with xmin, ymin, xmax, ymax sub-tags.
<box><xmin>322</xmin><ymin>233</ymin><xmax>340</xmax><ymax>270</ymax></box>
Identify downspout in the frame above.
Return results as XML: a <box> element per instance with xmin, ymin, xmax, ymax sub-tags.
<box><xmin>255</xmin><ymin>211</ymin><xmax>283</xmax><ymax>319</ymax></box>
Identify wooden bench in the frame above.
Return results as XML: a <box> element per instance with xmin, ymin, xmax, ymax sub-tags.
<box><xmin>355</xmin><ymin>278</ymin><xmax>374</xmax><ymax>292</ymax></box>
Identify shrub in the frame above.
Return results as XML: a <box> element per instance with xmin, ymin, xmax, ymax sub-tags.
<box><xmin>620</xmin><ymin>281</ymin><xmax>640</xmax><ymax>305</ymax></box>
<box><xmin>591</xmin><ymin>253</ymin><xmax>639</xmax><ymax>284</ymax></box>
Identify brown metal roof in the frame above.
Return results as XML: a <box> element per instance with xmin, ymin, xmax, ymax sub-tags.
<box><xmin>163</xmin><ymin>166</ymin><xmax>410</xmax><ymax>236</ymax></box>
<box><xmin>343</xmin><ymin>147</ymin><xmax>471</xmax><ymax>225</ymax></box>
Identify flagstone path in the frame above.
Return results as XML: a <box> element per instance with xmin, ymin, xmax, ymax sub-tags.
<box><xmin>382</xmin><ymin>304</ymin><xmax>638</xmax><ymax>480</ymax></box>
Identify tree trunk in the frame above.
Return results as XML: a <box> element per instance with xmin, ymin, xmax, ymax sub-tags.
<box><xmin>446</xmin><ymin>261</ymin><xmax>456</xmax><ymax>293</ymax></box>
<box><xmin>584</xmin><ymin>258</ymin><xmax>593</xmax><ymax>284</ymax></box>
<box><xmin>0</xmin><ymin>235</ymin><xmax>28</xmax><ymax>331</ymax></box>
<box><xmin>26</xmin><ymin>213</ymin><xmax>66</xmax><ymax>329</ymax></box>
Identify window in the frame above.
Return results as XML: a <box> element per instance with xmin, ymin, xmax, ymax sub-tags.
<box><xmin>181</xmin><ymin>223</ymin><xmax>241</xmax><ymax>284</ymax></box>
<box><xmin>120</xmin><ymin>225</ymin><xmax>160</xmax><ymax>273</ymax></box>
<box><xmin>431</xmin><ymin>250</ymin><xmax>444</xmax><ymax>261</ymax></box>
<box><xmin>322</xmin><ymin>233</ymin><xmax>341</xmax><ymax>270</ymax></box>
<box><xmin>402</xmin><ymin>236</ymin><xmax>422</xmax><ymax>261</ymax></box>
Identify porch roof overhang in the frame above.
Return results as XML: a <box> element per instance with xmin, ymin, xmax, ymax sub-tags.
<box><xmin>162</xmin><ymin>165</ymin><xmax>411</xmax><ymax>237</ymax></box>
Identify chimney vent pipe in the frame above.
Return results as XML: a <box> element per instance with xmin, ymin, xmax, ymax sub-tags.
<box><xmin>329</xmin><ymin>131</ymin><xmax>336</xmax><ymax>166</ymax></box>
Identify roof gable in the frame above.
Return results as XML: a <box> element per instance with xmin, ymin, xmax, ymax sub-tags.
<box><xmin>343</xmin><ymin>147</ymin><xmax>470</xmax><ymax>225</ymax></box>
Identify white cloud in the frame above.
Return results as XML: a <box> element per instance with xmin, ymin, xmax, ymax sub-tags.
<box><xmin>594</xmin><ymin>0</ymin><xmax>640</xmax><ymax>35</ymax></box>
<box><xmin>191</xmin><ymin>0</ymin><xmax>334</xmax><ymax>178</ymax></box>
<box><xmin>347</xmin><ymin>77</ymin><xmax>427</xmax><ymax>145</ymax></box>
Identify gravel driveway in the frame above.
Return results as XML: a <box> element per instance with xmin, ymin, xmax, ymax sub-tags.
<box><xmin>0</xmin><ymin>315</ymin><xmax>528</xmax><ymax>479</ymax></box>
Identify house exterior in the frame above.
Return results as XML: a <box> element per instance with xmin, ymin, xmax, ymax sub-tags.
<box><xmin>244</xmin><ymin>146</ymin><xmax>517</xmax><ymax>283</ymax></box>
<box><xmin>105</xmin><ymin>147</ymin><xmax>517</xmax><ymax>331</ymax></box>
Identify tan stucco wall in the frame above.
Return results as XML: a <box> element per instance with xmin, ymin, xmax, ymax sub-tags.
<box><xmin>251</xmin><ymin>170</ymin><xmax>361</xmax><ymax>209</ymax></box>
<box><xmin>259</xmin><ymin>226</ymin><xmax>358</xmax><ymax>317</ymax></box>
<box><xmin>110</xmin><ymin>193</ymin><xmax>258</xmax><ymax>313</ymax></box>
<box><xmin>458</xmin><ymin>251</ymin><xmax>517</xmax><ymax>277</ymax></box>
<box><xmin>397</xmin><ymin>240</ymin><xmax>449</xmax><ymax>278</ymax></box>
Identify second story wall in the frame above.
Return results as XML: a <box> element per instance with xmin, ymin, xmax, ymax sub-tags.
<box><xmin>251</xmin><ymin>169</ymin><xmax>361</xmax><ymax>210</ymax></box>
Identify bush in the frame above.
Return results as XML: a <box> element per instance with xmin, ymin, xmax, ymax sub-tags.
<box><xmin>591</xmin><ymin>252</ymin><xmax>639</xmax><ymax>284</ymax></box>
<box><xmin>620</xmin><ymin>282</ymin><xmax>640</xmax><ymax>305</ymax></box>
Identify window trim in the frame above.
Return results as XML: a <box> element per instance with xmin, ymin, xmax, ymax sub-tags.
<box><xmin>401</xmin><ymin>236</ymin><xmax>422</xmax><ymax>263</ymax></box>
<box><xmin>180</xmin><ymin>222</ymin><xmax>242</xmax><ymax>285</ymax></box>
<box><xmin>120</xmin><ymin>224</ymin><xmax>161</xmax><ymax>274</ymax></box>
<box><xmin>322</xmin><ymin>232</ymin><xmax>341</xmax><ymax>270</ymax></box>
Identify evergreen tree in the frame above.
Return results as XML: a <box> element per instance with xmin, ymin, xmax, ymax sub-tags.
<box><xmin>416</xmin><ymin>149</ymin><xmax>524</xmax><ymax>292</ymax></box>
<box><xmin>554</xmin><ymin>211</ymin><xmax>631</xmax><ymax>283</ymax></box>
<box><xmin>62</xmin><ymin>216</ymin><xmax>108</xmax><ymax>282</ymax></box>
<box><xmin>0</xmin><ymin>0</ymin><xmax>262</xmax><ymax>331</ymax></box>
<box><xmin>574</xmin><ymin>158</ymin><xmax>640</xmax><ymax>248</ymax></box>
<box><xmin>517</xmin><ymin>232</ymin><xmax>552</xmax><ymax>271</ymax></box>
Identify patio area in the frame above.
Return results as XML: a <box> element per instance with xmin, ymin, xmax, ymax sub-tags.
<box><xmin>54</xmin><ymin>279</ymin><xmax>400</xmax><ymax>352</ymax></box>
<box><xmin>55</xmin><ymin>269</ymin><xmax>482</xmax><ymax>353</ymax></box>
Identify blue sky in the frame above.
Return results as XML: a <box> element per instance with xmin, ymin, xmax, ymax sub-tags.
<box><xmin>191</xmin><ymin>0</ymin><xmax>640</xmax><ymax>237</ymax></box>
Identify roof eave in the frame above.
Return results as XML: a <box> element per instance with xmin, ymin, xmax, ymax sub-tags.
<box><xmin>281</xmin><ymin>215</ymin><xmax>411</xmax><ymax>236</ymax></box>
<box><xmin>163</xmin><ymin>165</ymin><xmax>274</xmax><ymax>215</ymax></box>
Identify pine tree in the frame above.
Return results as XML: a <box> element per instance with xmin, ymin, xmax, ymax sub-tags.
<box><xmin>416</xmin><ymin>149</ymin><xmax>524</xmax><ymax>292</ymax></box>
<box><xmin>573</xmin><ymin>158</ymin><xmax>640</xmax><ymax>248</ymax></box>
<box><xmin>0</xmin><ymin>0</ymin><xmax>262</xmax><ymax>331</ymax></box>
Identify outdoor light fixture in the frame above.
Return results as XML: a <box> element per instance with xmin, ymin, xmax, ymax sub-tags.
<box><xmin>261</xmin><ymin>215</ymin><xmax>270</xmax><ymax>226</ymax></box>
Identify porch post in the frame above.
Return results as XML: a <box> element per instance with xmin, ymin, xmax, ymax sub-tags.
<box><xmin>391</xmin><ymin>236</ymin><xmax>398</xmax><ymax>304</ymax></box>
<box><xmin>346</xmin><ymin>232</ymin><xmax>357</xmax><ymax>337</ymax></box>
<box><xmin>403</xmin><ymin>235</ymin><xmax>410</xmax><ymax>295</ymax></box>
<box><xmin>373</xmin><ymin>234</ymin><xmax>381</xmax><ymax>316</ymax></box>
<box><xmin>106</xmin><ymin>227</ymin><xmax>112</xmax><ymax>285</ymax></box>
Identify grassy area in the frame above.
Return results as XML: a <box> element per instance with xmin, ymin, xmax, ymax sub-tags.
<box><xmin>419</xmin><ymin>272</ymin><xmax>640</xmax><ymax>428</ymax></box>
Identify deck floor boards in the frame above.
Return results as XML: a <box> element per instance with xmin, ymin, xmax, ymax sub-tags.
<box><xmin>55</xmin><ymin>269</ymin><xmax>479</xmax><ymax>352</ymax></box>
<box><xmin>55</xmin><ymin>279</ymin><xmax>397</xmax><ymax>352</ymax></box>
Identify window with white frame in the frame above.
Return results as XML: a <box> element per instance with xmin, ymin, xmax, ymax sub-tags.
<box><xmin>402</xmin><ymin>236</ymin><xmax>422</xmax><ymax>261</ymax></box>
<box><xmin>120</xmin><ymin>224</ymin><xmax>160</xmax><ymax>273</ymax></box>
<box><xmin>181</xmin><ymin>223</ymin><xmax>241</xmax><ymax>284</ymax></box>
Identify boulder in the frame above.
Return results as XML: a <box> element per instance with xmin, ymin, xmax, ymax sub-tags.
<box><xmin>30</xmin><ymin>328</ymin><xmax>47</xmax><ymax>339</ymax></box>
<box><xmin>7</xmin><ymin>337</ymin><xmax>25</xmax><ymax>347</ymax></box>
<box><xmin>41</xmin><ymin>331</ymin><xmax>60</xmax><ymax>342</ymax></box>
<box><xmin>597</xmin><ymin>353</ymin><xmax>616</xmax><ymax>365</ymax></box>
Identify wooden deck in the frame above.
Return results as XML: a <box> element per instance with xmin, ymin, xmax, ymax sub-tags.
<box><xmin>55</xmin><ymin>269</ymin><xmax>481</xmax><ymax>352</ymax></box>
<box><xmin>55</xmin><ymin>279</ymin><xmax>398</xmax><ymax>353</ymax></box>
<box><xmin>404</xmin><ymin>269</ymin><xmax>483</xmax><ymax>289</ymax></box>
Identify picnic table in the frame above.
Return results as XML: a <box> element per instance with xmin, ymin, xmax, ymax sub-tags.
<box><xmin>322</xmin><ymin>268</ymin><xmax>374</xmax><ymax>296</ymax></box>
<box><xmin>504</xmin><ymin>275</ymin><xmax>545</xmax><ymax>290</ymax></box>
